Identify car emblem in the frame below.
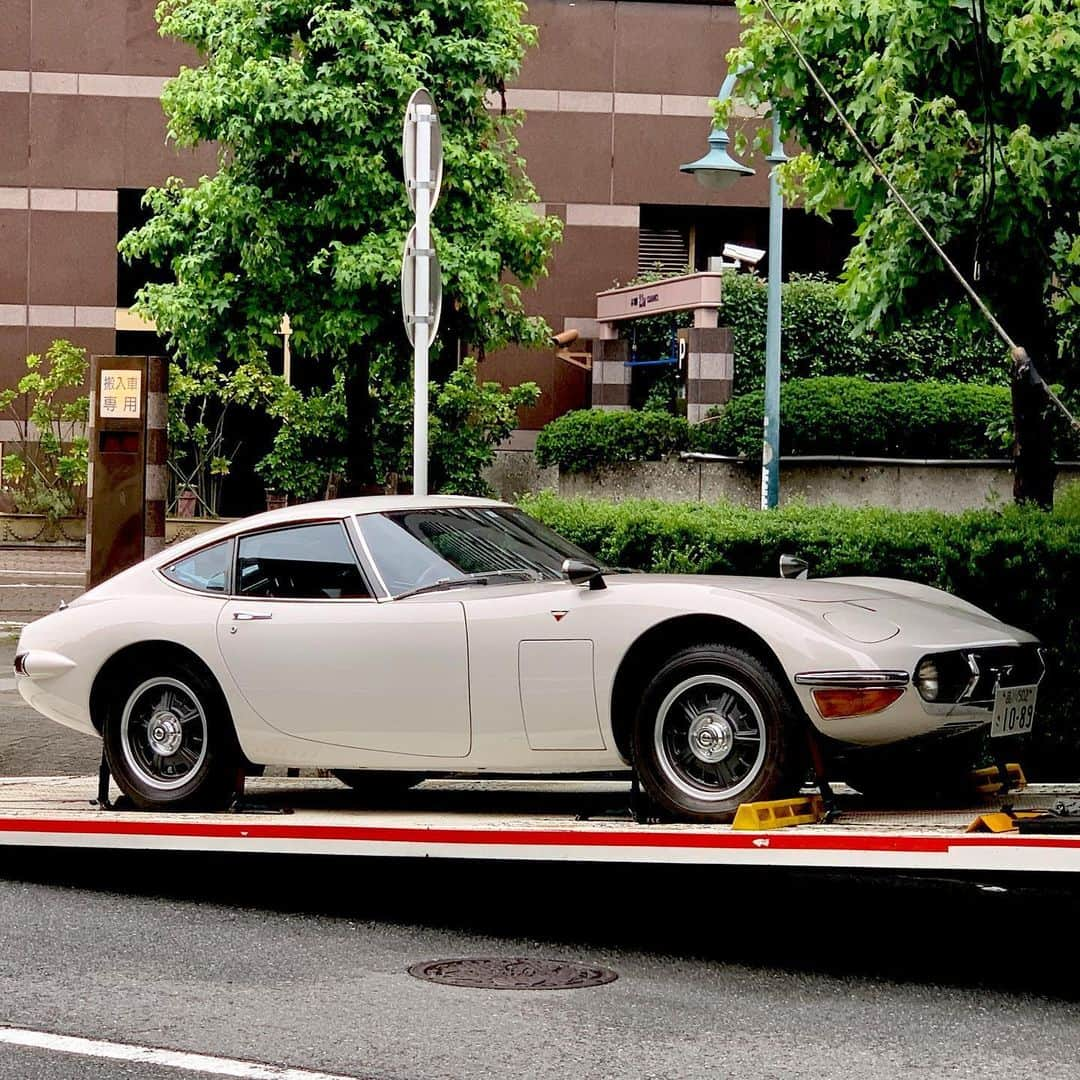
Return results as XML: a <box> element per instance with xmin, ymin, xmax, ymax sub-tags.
<box><xmin>551</xmin><ymin>610</ymin><xmax>568</xmax><ymax>622</ymax></box>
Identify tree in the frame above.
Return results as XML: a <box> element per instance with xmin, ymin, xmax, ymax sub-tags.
<box><xmin>120</xmin><ymin>0</ymin><xmax>561</xmax><ymax>495</ymax></box>
<box><xmin>727</xmin><ymin>0</ymin><xmax>1079</xmax><ymax>505</ymax></box>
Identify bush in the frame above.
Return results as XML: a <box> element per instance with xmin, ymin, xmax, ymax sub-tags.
<box><xmin>520</xmin><ymin>491</ymin><xmax>1080</xmax><ymax>779</ymax></box>
<box><xmin>0</xmin><ymin>340</ymin><xmax>89</xmax><ymax>520</ymax></box>
<box><xmin>535</xmin><ymin>409</ymin><xmax>688</xmax><ymax>473</ymax></box>
<box><xmin>428</xmin><ymin>359</ymin><xmax>540</xmax><ymax>496</ymax></box>
<box><xmin>533</xmin><ymin>379</ymin><xmax>1050</xmax><ymax>468</ymax></box>
<box><xmin>692</xmin><ymin>377</ymin><xmax>1016</xmax><ymax>459</ymax></box>
<box><xmin>719</xmin><ymin>273</ymin><xmax>1010</xmax><ymax>395</ymax></box>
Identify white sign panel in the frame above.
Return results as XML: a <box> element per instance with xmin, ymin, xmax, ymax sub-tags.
<box><xmin>99</xmin><ymin>369</ymin><xmax>142</xmax><ymax>419</ymax></box>
<box><xmin>402</xmin><ymin>88</ymin><xmax>444</xmax><ymax>214</ymax></box>
<box><xmin>400</xmin><ymin>225</ymin><xmax>443</xmax><ymax>348</ymax></box>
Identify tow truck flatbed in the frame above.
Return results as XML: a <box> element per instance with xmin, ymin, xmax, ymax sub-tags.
<box><xmin>3</xmin><ymin>776</ymin><xmax>1080</xmax><ymax>876</ymax></box>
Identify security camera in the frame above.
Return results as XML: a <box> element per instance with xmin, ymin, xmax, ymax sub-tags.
<box><xmin>722</xmin><ymin>243</ymin><xmax>766</xmax><ymax>267</ymax></box>
<box><xmin>551</xmin><ymin>329</ymin><xmax>580</xmax><ymax>347</ymax></box>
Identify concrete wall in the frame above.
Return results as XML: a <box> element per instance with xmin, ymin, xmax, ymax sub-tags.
<box><xmin>485</xmin><ymin>452</ymin><xmax>1080</xmax><ymax>512</ymax></box>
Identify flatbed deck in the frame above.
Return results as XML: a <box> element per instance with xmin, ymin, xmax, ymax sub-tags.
<box><xmin>3</xmin><ymin>776</ymin><xmax>1080</xmax><ymax>876</ymax></box>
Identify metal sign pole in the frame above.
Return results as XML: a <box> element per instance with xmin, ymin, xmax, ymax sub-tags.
<box><xmin>401</xmin><ymin>88</ymin><xmax>442</xmax><ymax>497</ymax></box>
<box><xmin>412</xmin><ymin>103</ymin><xmax>432</xmax><ymax>496</ymax></box>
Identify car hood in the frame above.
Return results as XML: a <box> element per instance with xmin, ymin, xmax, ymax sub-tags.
<box><xmin>604</xmin><ymin>573</ymin><xmax>1036</xmax><ymax>648</ymax></box>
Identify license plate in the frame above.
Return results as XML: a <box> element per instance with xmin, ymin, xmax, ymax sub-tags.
<box><xmin>991</xmin><ymin>684</ymin><xmax>1038</xmax><ymax>738</ymax></box>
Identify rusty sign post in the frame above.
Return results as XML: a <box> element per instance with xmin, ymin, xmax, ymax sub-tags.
<box><xmin>86</xmin><ymin>355</ymin><xmax>167</xmax><ymax>588</ymax></box>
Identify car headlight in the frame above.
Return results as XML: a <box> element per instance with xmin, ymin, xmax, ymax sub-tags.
<box><xmin>915</xmin><ymin>658</ymin><xmax>940</xmax><ymax>701</ymax></box>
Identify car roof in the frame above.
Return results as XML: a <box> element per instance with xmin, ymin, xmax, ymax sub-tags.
<box><xmin>244</xmin><ymin>493</ymin><xmax>507</xmax><ymax>524</ymax></box>
<box><xmin>150</xmin><ymin>494</ymin><xmax>511</xmax><ymax>566</ymax></box>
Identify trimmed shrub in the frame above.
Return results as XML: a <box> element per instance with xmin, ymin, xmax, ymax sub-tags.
<box><xmin>520</xmin><ymin>492</ymin><xmax>1080</xmax><ymax>780</ymax></box>
<box><xmin>692</xmin><ymin>377</ymin><xmax>1015</xmax><ymax>459</ymax></box>
<box><xmin>534</xmin><ymin>409</ymin><xmax>688</xmax><ymax>473</ymax></box>
<box><xmin>533</xmin><ymin>379</ymin><xmax>1058</xmax><ymax>469</ymax></box>
<box><xmin>719</xmin><ymin>272</ymin><xmax>1010</xmax><ymax>395</ymax></box>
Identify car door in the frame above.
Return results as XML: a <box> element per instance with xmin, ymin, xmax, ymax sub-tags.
<box><xmin>215</xmin><ymin>519</ymin><xmax>470</xmax><ymax>757</ymax></box>
<box><xmin>463</xmin><ymin>583</ymin><xmax>609</xmax><ymax>754</ymax></box>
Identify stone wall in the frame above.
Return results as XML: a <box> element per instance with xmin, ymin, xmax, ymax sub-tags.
<box><xmin>484</xmin><ymin>452</ymin><xmax>1080</xmax><ymax>512</ymax></box>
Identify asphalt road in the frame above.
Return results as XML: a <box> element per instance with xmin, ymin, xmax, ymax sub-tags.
<box><xmin>2</xmin><ymin>851</ymin><xmax>1080</xmax><ymax>1080</ymax></box>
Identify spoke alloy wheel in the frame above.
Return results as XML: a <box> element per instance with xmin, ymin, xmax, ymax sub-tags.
<box><xmin>120</xmin><ymin>677</ymin><xmax>208</xmax><ymax>792</ymax></box>
<box><xmin>653</xmin><ymin>674</ymin><xmax>767</xmax><ymax>802</ymax></box>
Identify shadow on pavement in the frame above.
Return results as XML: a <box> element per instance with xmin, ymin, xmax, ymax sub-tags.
<box><xmin>3</xmin><ymin>846</ymin><xmax>1077</xmax><ymax>999</ymax></box>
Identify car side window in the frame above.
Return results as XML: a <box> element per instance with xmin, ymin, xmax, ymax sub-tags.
<box><xmin>236</xmin><ymin>522</ymin><xmax>371</xmax><ymax>600</ymax></box>
<box><xmin>161</xmin><ymin>539</ymin><xmax>233</xmax><ymax>594</ymax></box>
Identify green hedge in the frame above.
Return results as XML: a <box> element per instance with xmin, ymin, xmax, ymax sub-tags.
<box><xmin>534</xmin><ymin>379</ymin><xmax>1046</xmax><ymax>471</ymax></box>
<box><xmin>534</xmin><ymin>408</ymin><xmax>688</xmax><ymax>472</ymax></box>
<box><xmin>520</xmin><ymin>491</ymin><xmax>1080</xmax><ymax>780</ymax></box>
<box><xmin>693</xmin><ymin>377</ymin><xmax>1015</xmax><ymax>459</ymax></box>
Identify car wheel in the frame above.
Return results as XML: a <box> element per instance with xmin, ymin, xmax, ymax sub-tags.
<box><xmin>332</xmin><ymin>771</ymin><xmax>424</xmax><ymax>800</ymax></box>
<box><xmin>632</xmin><ymin>644</ymin><xmax>802</xmax><ymax>822</ymax></box>
<box><xmin>103</xmin><ymin>661</ymin><xmax>240</xmax><ymax>811</ymax></box>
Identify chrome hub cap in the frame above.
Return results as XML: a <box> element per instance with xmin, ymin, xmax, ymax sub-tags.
<box><xmin>654</xmin><ymin>674</ymin><xmax>767</xmax><ymax>802</ymax></box>
<box><xmin>148</xmin><ymin>712</ymin><xmax>183</xmax><ymax>756</ymax></box>
<box><xmin>688</xmin><ymin>713</ymin><xmax>734</xmax><ymax>763</ymax></box>
<box><xmin>120</xmin><ymin>677</ymin><xmax>208</xmax><ymax>792</ymax></box>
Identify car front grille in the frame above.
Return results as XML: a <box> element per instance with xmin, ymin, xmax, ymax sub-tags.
<box><xmin>924</xmin><ymin>644</ymin><xmax>1045</xmax><ymax>708</ymax></box>
<box><xmin>964</xmin><ymin>645</ymin><xmax>1045</xmax><ymax>704</ymax></box>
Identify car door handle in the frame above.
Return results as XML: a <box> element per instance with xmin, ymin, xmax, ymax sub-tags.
<box><xmin>233</xmin><ymin>611</ymin><xmax>273</xmax><ymax>621</ymax></box>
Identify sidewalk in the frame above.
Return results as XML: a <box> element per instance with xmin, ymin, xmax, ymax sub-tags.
<box><xmin>0</xmin><ymin>547</ymin><xmax>86</xmax><ymax>620</ymax></box>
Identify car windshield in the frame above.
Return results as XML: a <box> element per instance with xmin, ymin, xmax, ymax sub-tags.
<box><xmin>355</xmin><ymin>507</ymin><xmax>600</xmax><ymax>597</ymax></box>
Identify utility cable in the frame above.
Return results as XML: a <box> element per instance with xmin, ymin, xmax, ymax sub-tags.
<box><xmin>756</xmin><ymin>0</ymin><xmax>1079</xmax><ymax>432</ymax></box>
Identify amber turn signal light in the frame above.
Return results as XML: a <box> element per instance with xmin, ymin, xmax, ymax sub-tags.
<box><xmin>811</xmin><ymin>687</ymin><xmax>904</xmax><ymax>719</ymax></box>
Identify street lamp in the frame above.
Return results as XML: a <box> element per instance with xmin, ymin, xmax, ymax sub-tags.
<box><xmin>681</xmin><ymin>69</ymin><xmax>786</xmax><ymax>510</ymax></box>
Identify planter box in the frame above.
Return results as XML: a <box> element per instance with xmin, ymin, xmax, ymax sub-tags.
<box><xmin>0</xmin><ymin>514</ymin><xmax>236</xmax><ymax>548</ymax></box>
<box><xmin>0</xmin><ymin>514</ymin><xmax>86</xmax><ymax>546</ymax></box>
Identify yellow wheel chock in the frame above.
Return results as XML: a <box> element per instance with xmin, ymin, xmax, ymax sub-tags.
<box><xmin>970</xmin><ymin>762</ymin><xmax>1027</xmax><ymax>796</ymax></box>
<box><xmin>733</xmin><ymin>795</ymin><xmax>824</xmax><ymax>830</ymax></box>
<box><xmin>966</xmin><ymin>809</ymin><xmax>1046</xmax><ymax>833</ymax></box>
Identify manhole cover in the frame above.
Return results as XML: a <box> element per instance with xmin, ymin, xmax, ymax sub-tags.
<box><xmin>407</xmin><ymin>957</ymin><xmax>617</xmax><ymax>990</ymax></box>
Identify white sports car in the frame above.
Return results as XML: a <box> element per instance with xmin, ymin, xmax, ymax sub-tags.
<box><xmin>15</xmin><ymin>496</ymin><xmax>1043</xmax><ymax>820</ymax></box>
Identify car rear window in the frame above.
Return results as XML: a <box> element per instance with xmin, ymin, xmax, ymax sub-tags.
<box><xmin>161</xmin><ymin>539</ymin><xmax>233</xmax><ymax>594</ymax></box>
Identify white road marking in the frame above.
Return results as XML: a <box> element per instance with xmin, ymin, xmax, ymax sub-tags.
<box><xmin>0</xmin><ymin>1027</ymin><xmax>363</xmax><ymax>1080</ymax></box>
<box><xmin>0</xmin><ymin>678</ymin><xmax>17</xmax><ymax>691</ymax></box>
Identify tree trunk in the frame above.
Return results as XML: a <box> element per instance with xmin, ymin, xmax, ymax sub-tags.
<box><xmin>1010</xmin><ymin>346</ymin><xmax>1056</xmax><ymax>509</ymax></box>
<box><xmin>338</xmin><ymin>350</ymin><xmax>378</xmax><ymax>497</ymax></box>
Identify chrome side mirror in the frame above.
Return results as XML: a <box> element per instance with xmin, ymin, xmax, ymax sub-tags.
<box><xmin>779</xmin><ymin>555</ymin><xmax>809</xmax><ymax>580</ymax></box>
<box><xmin>562</xmin><ymin>558</ymin><xmax>606</xmax><ymax>591</ymax></box>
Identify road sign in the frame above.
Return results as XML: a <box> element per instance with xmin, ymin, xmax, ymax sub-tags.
<box><xmin>401</xmin><ymin>87</ymin><xmax>443</xmax><ymax>497</ymax></box>
<box><xmin>402</xmin><ymin>88</ymin><xmax>443</xmax><ymax>214</ymax></box>
<box><xmin>400</xmin><ymin>224</ymin><xmax>443</xmax><ymax>348</ymax></box>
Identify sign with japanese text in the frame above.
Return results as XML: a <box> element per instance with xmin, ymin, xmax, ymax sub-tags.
<box><xmin>99</xmin><ymin>369</ymin><xmax>142</xmax><ymax>419</ymax></box>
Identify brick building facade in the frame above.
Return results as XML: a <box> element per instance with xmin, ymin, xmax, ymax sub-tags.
<box><xmin>0</xmin><ymin>1</ymin><xmax>846</xmax><ymax>442</ymax></box>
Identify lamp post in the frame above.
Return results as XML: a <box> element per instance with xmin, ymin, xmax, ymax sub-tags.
<box><xmin>681</xmin><ymin>70</ymin><xmax>786</xmax><ymax>510</ymax></box>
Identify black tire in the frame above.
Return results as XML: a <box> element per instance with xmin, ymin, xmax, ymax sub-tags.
<box><xmin>842</xmin><ymin>732</ymin><xmax>984</xmax><ymax>807</ymax></box>
<box><xmin>332</xmin><ymin>770</ymin><xmax>424</xmax><ymax>800</ymax></box>
<box><xmin>102</xmin><ymin>659</ymin><xmax>241</xmax><ymax>811</ymax></box>
<box><xmin>631</xmin><ymin>643</ymin><xmax>802</xmax><ymax>822</ymax></box>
